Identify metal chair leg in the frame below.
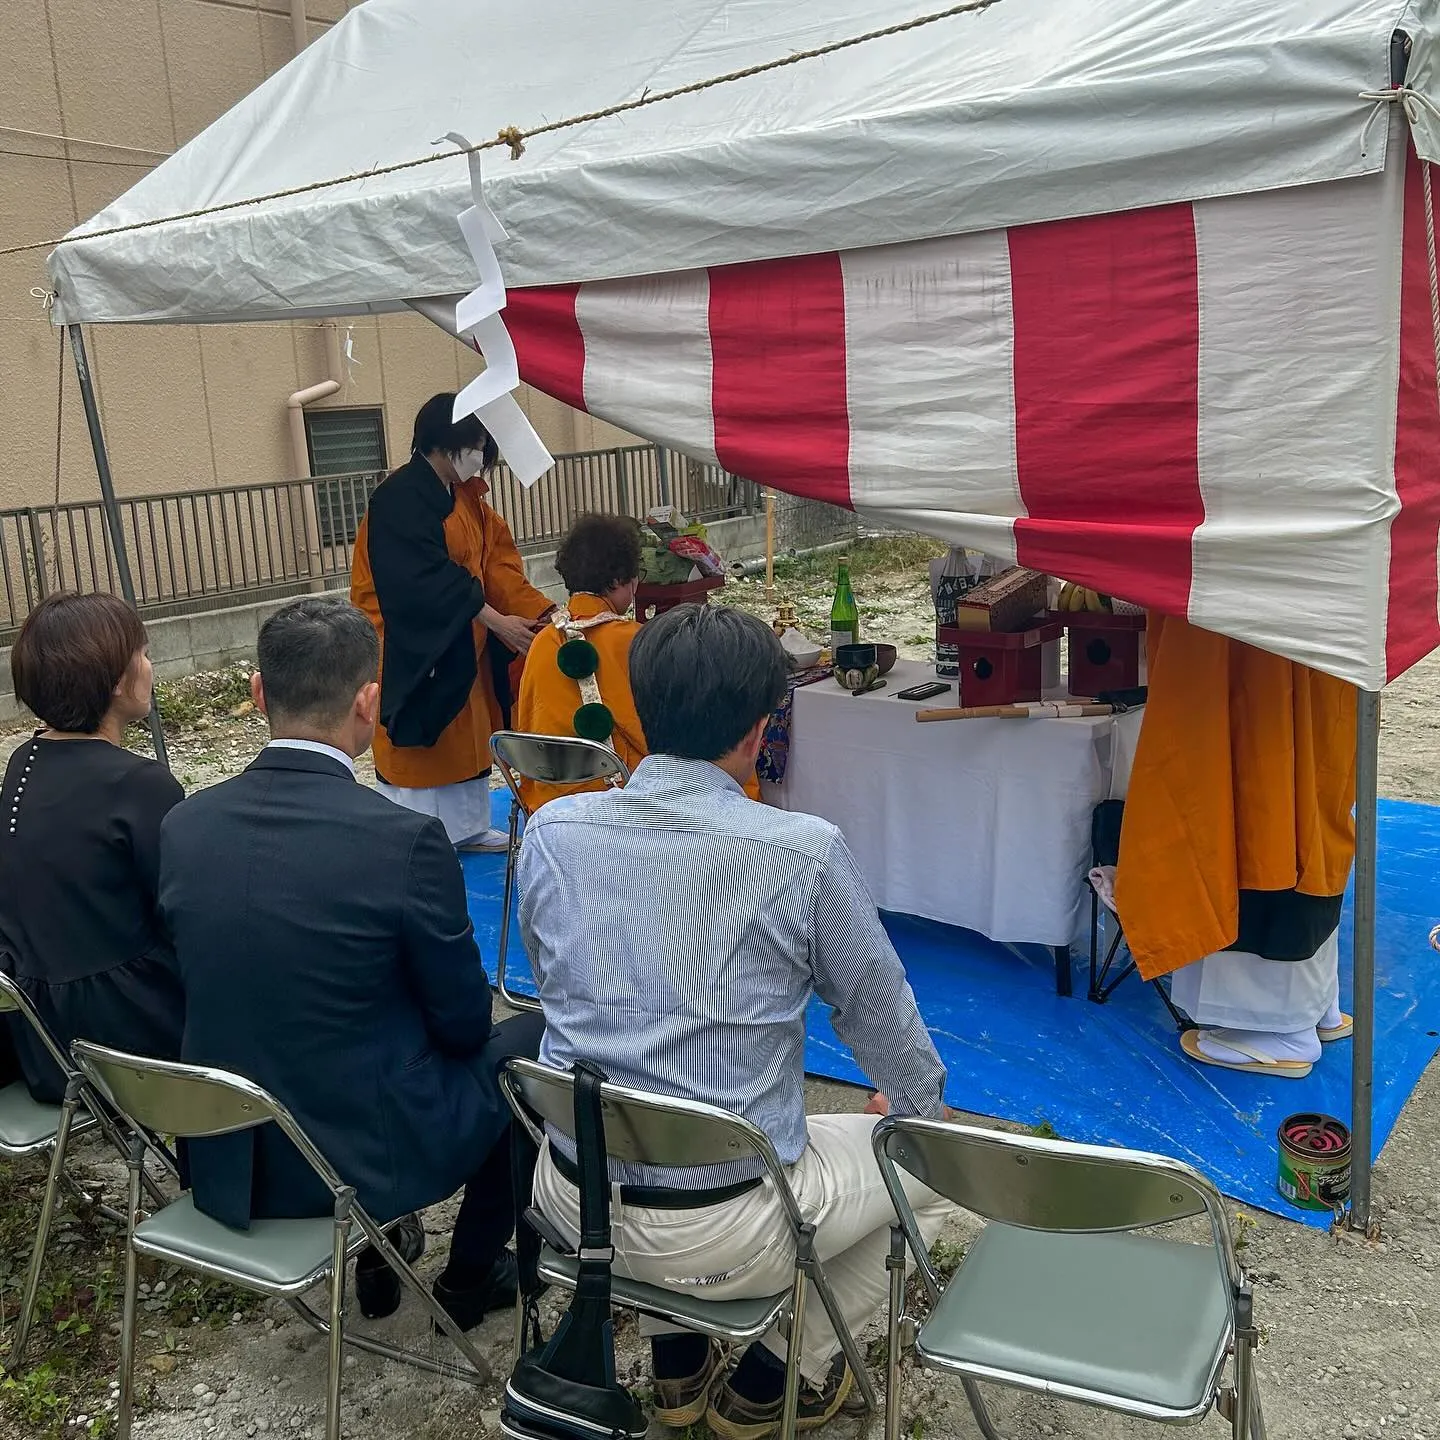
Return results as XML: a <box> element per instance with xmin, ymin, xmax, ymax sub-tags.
<box><xmin>116</xmin><ymin>1137</ymin><xmax>146</xmax><ymax>1440</ymax></box>
<box><xmin>324</xmin><ymin>1190</ymin><xmax>354</xmax><ymax>1440</ymax></box>
<box><xmin>1231</xmin><ymin>1282</ymin><xmax>1256</xmax><ymax>1440</ymax></box>
<box><xmin>6</xmin><ymin>1077</ymin><xmax>83</xmax><ymax>1374</ymax></box>
<box><xmin>1249</xmin><ymin>1376</ymin><xmax>1268</xmax><ymax>1440</ymax></box>
<box><xmin>779</xmin><ymin>1223</ymin><xmax>814</xmax><ymax>1440</ymax></box>
<box><xmin>283</xmin><ymin>1210</ymin><xmax>490</xmax><ymax>1386</ymax></box>
<box><xmin>884</xmin><ymin>1226</ymin><xmax>905</xmax><ymax>1440</ymax></box>
<box><xmin>808</xmin><ymin>1259</ymin><xmax>877</xmax><ymax>1412</ymax></box>
<box><xmin>1088</xmin><ymin>888</ymin><xmax>1101</xmax><ymax>999</ymax></box>
<box><xmin>962</xmin><ymin>1378</ymin><xmax>1006</xmax><ymax>1440</ymax></box>
<box><xmin>496</xmin><ymin>800</ymin><xmax>540</xmax><ymax>1013</ymax></box>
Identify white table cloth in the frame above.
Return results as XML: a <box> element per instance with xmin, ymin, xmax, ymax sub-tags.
<box><xmin>765</xmin><ymin>658</ymin><xmax>1115</xmax><ymax>948</ymax></box>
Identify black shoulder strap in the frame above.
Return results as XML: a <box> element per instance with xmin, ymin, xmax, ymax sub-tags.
<box><xmin>517</xmin><ymin>1060</ymin><xmax>617</xmax><ymax>1389</ymax></box>
<box><xmin>572</xmin><ymin>1060</ymin><xmax>612</xmax><ymax>1261</ymax></box>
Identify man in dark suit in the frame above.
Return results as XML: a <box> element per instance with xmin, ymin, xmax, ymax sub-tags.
<box><xmin>159</xmin><ymin>597</ymin><xmax>542</xmax><ymax>1328</ymax></box>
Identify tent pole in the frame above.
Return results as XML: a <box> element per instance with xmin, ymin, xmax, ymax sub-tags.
<box><xmin>1349</xmin><ymin>687</ymin><xmax>1380</xmax><ymax>1231</ymax></box>
<box><xmin>65</xmin><ymin>324</ymin><xmax>170</xmax><ymax>770</ymax></box>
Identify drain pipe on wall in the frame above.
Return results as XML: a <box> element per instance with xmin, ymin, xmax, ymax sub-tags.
<box><xmin>291</xmin><ymin>0</ymin><xmax>308</xmax><ymax>55</ymax></box>
<box><xmin>287</xmin><ymin>322</ymin><xmax>342</xmax><ymax>589</ymax></box>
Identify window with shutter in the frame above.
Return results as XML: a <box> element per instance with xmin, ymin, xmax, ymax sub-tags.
<box><xmin>304</xmin><ymin>408</ymin><xmax>388</xmax><ymax>546</ymax></box>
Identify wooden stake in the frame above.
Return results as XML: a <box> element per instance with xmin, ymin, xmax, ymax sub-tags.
<box><xmin>765</xmin><ymin>488</ymin><xmax>776</xmax><ymax>602</ymax></box>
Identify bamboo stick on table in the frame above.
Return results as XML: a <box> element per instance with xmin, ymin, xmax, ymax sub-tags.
<box><xmin>915</xmin><ymin>701</ymin><xmax>1115</xmax><ymax>723</ymax></box>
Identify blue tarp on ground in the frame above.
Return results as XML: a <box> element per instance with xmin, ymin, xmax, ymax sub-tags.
<box><xmin>461</xmin><ymin>797</ymin><xmax>1440</xmax><ymax>1227</ymax></box>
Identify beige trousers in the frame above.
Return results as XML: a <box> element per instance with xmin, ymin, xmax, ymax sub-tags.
<box><xmin>533</xmin><ymin>1112</ymin><xmax>950</xmax><ymax>1384</ymax></box>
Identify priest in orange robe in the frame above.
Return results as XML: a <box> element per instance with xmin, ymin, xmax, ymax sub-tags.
<box><xmin>1115</xmin><ymin>615</ymin><xmax>1356</xmax><ymax>1078</ymax></box>
<box><xmin>351</xmin><ymin>394</ymin><xmax>552</xmax><ymax>850</ymax></box>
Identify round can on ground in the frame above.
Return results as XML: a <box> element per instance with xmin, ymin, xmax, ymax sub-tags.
<box><xmin>1276</xmin><ymin>1112</ymin><xmax>1352</xmax><ymax>1212</ymax></box>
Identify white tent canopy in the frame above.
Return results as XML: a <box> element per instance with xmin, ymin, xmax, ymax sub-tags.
<box><xmin>44</xmin><ymin>0</ymin><xmax>1438</xmax><ymax>1232</ymax></box>
<box><xmin>47</xmin><ymin>0</ymin><xmax>1432</xmax><ymax>327</ymax></box>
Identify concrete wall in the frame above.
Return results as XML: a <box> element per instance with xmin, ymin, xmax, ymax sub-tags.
<box><xmin>0</xmin><ymin>0</ymin><xmax>635</xmax><ymax>514</ymax></box>
<box><xmin>0</xmin><ymin>512</ymin><xmax>771</xmax><ymax>725</ymax></box>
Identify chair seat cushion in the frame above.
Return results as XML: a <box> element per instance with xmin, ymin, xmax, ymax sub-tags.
<box><xmin>539</xmin><ymin>1246</ymin><xmax>786</xmax><ymax>1340</ymax></box>
<box><xmin>917</xmin><ymin>1223</ymin><xmax>1232</xmax><ymax>1415</ymax></box>
<box><xmin>0</xmin><ymin>1082</ymin><xmax>92</xmax><ymax>1153</ymax></box>
<box><xmin>135</xmin><ymin>1194</ymin><xmax>362</xmax><ymax>1293</ymax></box>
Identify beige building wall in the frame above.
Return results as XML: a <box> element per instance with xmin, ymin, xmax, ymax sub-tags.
<box><xmin>0</xmin><ymin>0</ymin><xmax>635</xmax><ymax>516</ymax></box>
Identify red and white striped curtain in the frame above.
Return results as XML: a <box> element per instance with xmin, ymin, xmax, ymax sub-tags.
<box><xmin>505</xmin><ymin>144</ymin><xmax>1440</xmax><ymax>692</ymax></box>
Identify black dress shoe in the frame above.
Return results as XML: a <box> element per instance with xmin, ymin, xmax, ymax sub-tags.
<box><xmin>354</xmin><ymin>1212</ymin><xmax>426</xmax><ymax>1320</ymax></box>
<box><xmin>432</xmin><ymin>1248</ymin><xmax>520</xmax><ymax>1332</ymax></box>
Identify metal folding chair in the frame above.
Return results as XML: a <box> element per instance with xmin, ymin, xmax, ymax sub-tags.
<box><xmin>488</xmin><ymin>732</ymin><xmax>630</xmax><ymax>1011</ymax></box>
<box><xmin>0</xmin><ymin>972</ymin><xmax>175</xmax><ymax>1375</ymax></box>
<box><xmin>873</xmin><ymin>1118</ymin><xmax>1265</xmax><ymax>1440</ymax></box>
<box><xmin>70</xmin><ymin>1041</ymin><xmax>490</xmax><ymax>1440</ymax></box>
<box><xmin>1086</xmin><ymin>800</ymin><xmax>1186</xmax><ymax>1028</ymax></box>
<box><xmin>500</xmin><ymin>1057</ymin><xmax>878</xmax><ymax>1440</ymax></box>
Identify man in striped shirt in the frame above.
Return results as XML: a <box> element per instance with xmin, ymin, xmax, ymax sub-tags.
<box><xmin>519</xmin><ymin>603</ymin><xmax>951</xmax><ymax>1440</ymax></box>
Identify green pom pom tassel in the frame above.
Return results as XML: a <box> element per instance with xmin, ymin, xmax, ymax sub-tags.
<box><xmin>557</xmin><ymin>637</ymin><xmax>599</xmax><ymax>679</ymax></box>
<box><xmin>573</xmin><ymin>702</ymin><xmax>614</xmax><ymax>743</ymax></box>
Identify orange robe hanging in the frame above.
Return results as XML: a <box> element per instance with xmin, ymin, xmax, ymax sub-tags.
<box><xmin>1114</xmin><ymin>615</ymin><xmax>1357</xmax><ymax>980</ymax></box>
<box><xmin>513</xmin><ymin>595</ymin><xmax>763</xmax><ymax>810</ymax></box>
<box><xmin>351</xmin><ymin>476</ymin><xmax>551</xmax><ymax>789</ymax></box>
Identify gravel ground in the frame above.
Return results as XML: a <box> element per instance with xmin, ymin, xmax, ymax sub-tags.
<box><xmin>3</xmin><ymin>543</ymin><xmax>1438</xmax><ymax>1440</ymax></box>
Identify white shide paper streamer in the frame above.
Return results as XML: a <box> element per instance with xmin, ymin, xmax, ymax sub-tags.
<box><xmin>446</xmin><ymin>134</ymin><xmax>554</xmax><ymax>488</ymax></box>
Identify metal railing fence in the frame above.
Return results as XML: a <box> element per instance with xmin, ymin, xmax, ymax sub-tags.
<box><xmin>0</xmin><ymin>444</ymin><xmax>760</xmax><ymax>635</ymax></box>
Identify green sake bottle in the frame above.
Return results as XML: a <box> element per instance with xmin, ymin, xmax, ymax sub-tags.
<box><xmin>829</xmin><ymin>557</ymin><xmax>859</xmax><ymax>654</ymax></box>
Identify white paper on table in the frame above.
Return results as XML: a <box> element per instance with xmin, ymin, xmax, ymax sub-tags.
<box><xmin>478</xmin><ymin>393</ymin><xmax>553</xmax><ymax>487</ymax></box>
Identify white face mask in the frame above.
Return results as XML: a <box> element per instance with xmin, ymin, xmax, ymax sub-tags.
<box><xmin>452</xmin><ymin>447</ymin><xmax>489</xmax><ymax>482</ymax></box>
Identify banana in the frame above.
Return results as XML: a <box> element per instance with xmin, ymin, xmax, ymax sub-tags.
<box><xmin>1085</xmin><ymin>588</ymin><xmax>1105</xmax><ymax>613</ymax></box>
<box><xmin>1057</xmin><ymin>582</ymin><xmax>1075</xmax><ymax>612</ymax></box>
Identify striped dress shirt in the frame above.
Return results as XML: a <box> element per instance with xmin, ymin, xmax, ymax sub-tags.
<box><xmin>517</xmin><ymin>753</ymin><xmax>947</xmax><ymax>1185</ymax></box>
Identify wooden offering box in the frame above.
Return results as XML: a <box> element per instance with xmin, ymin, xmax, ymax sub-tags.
<box><xmin>937</xmin><ymin>620</ymin><xmax>1063</xmax><ymax>707</ymax></box>
<box><xmin>956</xmin><ymin>567</ymin><xmax>1048</xmax><ymax>632</ymax></box>
<box><xmin>635</xmin><ymin>574</ymin><xmax>724</xmax><ymax>622</ymax></box>
<box><xmin>1053</xmin><ymin>610</ymin><xmax>1147</xmax><ymax>696</ymax></box>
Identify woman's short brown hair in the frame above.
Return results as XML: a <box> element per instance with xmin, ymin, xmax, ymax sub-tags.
<box><xmin>11</xmin><ymin>592</ymin><xmax>148</xmax><ymax>733</ymax></box>
<box><xmin>554</xmin><ymin>513</ymin><xmax>643</xmax><ymax>596</ymax></box>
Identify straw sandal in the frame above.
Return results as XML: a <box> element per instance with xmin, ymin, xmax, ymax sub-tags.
<box><xmin>1318</xmin><ymin>1012</ymin><xmax>1354</xmax><ymax>1042</ymax></box>
<box><xmin>1179</xmin><ymin>1028</ymin><xmax>1313</xmax><ymax>1078</ymax></box>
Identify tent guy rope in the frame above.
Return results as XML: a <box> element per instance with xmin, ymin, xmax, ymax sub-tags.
<box><xmin>0</xmin><ymin>0</ymin><xmax>1004</xmax><ymax>262</ymax></box>
<box><xmin>1423</xmin><ymin>159</ymin><xmax>1440</xmax><ymax>416</ymax></box>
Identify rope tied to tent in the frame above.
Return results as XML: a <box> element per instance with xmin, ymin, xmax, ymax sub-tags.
<box><xmin>1357</xmin><ymin>87</ymin><xmax>1440</xmax><ymax>419</ymax></box>
<box><xmin>1358</xmin><ymin>85</ymin><xmax>1440</xmax><ymax>156</ymax></box>
<box><xmin>1423</xmin><ymin>160</ymin><xmax>1440</xmax><ymax>422</ymax></box>
<box><xmin>0</xmin><ymin>0</ymin><xmax>1003</xmax><ymax>262</ymax></box>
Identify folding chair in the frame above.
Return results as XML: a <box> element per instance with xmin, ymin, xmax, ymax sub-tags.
<box><xmin>0</xmin><ymin>972</ymin><xmax>174</xmax><ymax>1375</ymax></box>
<box><xmin>70</xmin><ymin>1041</ymin><xmax>490</xmax><ymax>1440</ymax></box>
<box><xmin>873</xmin><ymin>1118</ymin><xmax>1265</xmax><ymax>1440</ymax></box>
<box><xmin>489</xmin><ymin>733</ymin><xmax>630</xmax><ymax>1012</ymax></box>
<box><xmin>500</xmin><ymin>1057</ymin><xmax>879</xmax><ymax>1440</ymax></box>
<box><xmin>1086</xmin><ymin>800</ymin><xmax>1187</xmax><ymax>1028</ymax></box>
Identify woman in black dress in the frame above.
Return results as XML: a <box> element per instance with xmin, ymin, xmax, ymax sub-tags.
<box><xmin>0</xmin><ymin>592</ymin><xmax>185</xmax><ymax>1102</ymax></box>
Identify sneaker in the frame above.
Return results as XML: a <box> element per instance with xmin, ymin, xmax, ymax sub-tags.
<box><xmin>431</xmin><ymin>1248</ymin><xmax>520</xmax><ymax>1332</ymax></box>
<box><xmin>706</xmin><ymin>1354</ymin><xmax>854</xmax><ymax>1440</ymax></box>
<box><xmin>456</xmin><ymin>828</ymin><xmax>511</xmax><ymax>853</ymax></box>
<box><xmin>354</xmin><ymin>1212</ymin><xmax>426</xmax><ymax>1320</ymax></box>
<box><xmin>652</xmin><ymin>1340</ymin><xmax>725</xmax><ymax>1428</ymax></box>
